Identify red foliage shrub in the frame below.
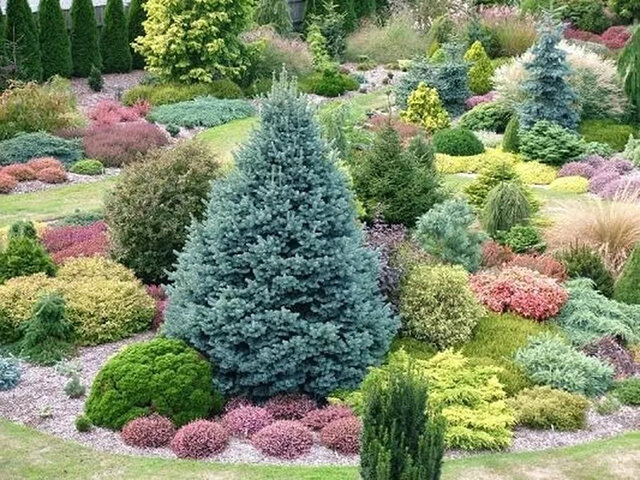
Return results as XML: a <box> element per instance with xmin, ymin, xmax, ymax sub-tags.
<box><xmin>146</xmin><ymin>284</ymin><xmax>168</xmax><ymax>330</ymax></box>
<box><xmin>35</xmin><ymin>166</ymin><xmax>67</xmax><ymax>184</ymax></box>
<box><xmin>301</xmin><ymin>405</ymin><xmax>354</xmax><ymax>431</ymax></box>
<box><xmin>170</xmin><ymin>420</ymin><xmax>229</xmax><ymax>459</ymax></box>
<box><xmin>506</xmin><ymin>254</ymin><xmax>567</xmax><ymax>282</ymax></box>
<box><xmin>0</xmin><ymin>173</ymin><xmax>18</xmax><ymax>193</ymax></box>
<box><xmin>481</xmin><ymin>241</ymin><xmax>515</xmax><ymax>268</ymax></box>
<box><xmin>2</xmin><ymin>164</ymin><xmax>36</xmax><ymax>181</ymax></box>
<box><xmin>264</xmin><ymin>394</ymin><xmax>317</xmax><ymax>420</ymax></box>
<box><xmin>27</xmin><ymin>157</ymin><xmax>64</xmax><ymax>172</ymax></box>
<box><xmin>252</xmin><ymin>421</ymin><xmax>313</xmax><ymax>459</ymax></box>
<box><xmin>224</xmin><ymin>396</ymin><xmax>252</xmax><ymax>413</ymax></box>
<box><xmin>88</xmin><ymin>100</ymin><xmax>150</xmax><ymax>127</ymax></box>
<box><xmin>42</xmin><ymin>221</ymin><xmax>109</xmax><ymax>264</ymax></box>
<box><xmin>83</xmin><ymin>122</ymin><xmax>169</xmax><ymax>167</ymax></box>
<box><xmin>222</xmin><ymin>406</ymin><xmax>274</xmax><ymax>438</ymax></box>
<box><xmin>600</xmin><ymin>26</ymin><xmax>631</xmax><ymax>50</ymax></box>
<box><xmin>121</xmin><ymin>415</ymin><xmax>176</xmax><ymax>448</ymax></box>
<box><xmin>320</xmin><ymin>417</ymin><xmax>361</xmax><ymax>455</ymax></box>
<box><xmin>368</xmin><ymin>115</ymin><xmax>421</xmax><ymax>143</ymax></box>
<box><xmin>564</xmin><ymin>26</ymin><xmax>601</xmax><ymax>43</ymax></box>
<box><xmin>470</xmin><ymin>266</ymin><xmax>568</xmax><ymax>321</ymax></box>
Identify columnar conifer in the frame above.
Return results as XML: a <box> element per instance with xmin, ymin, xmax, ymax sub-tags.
<box><xmin>5</xmin><ymin>0</ymin><xmax>42</xmax><ymax>81</ymax></box>
<box><xmin>70</xmin><ymin>0</ymin><xmax>101</xmax><ymax>77</ymax></box>
<box><xmin>100</xmin><ymin>0</ymin><xmax>131</xmax><ymax>73</ymax></box>
<box><xmin>38</xmin><ymin>0</ymin><xmax>72</xmax><ymax>78</ymax></box>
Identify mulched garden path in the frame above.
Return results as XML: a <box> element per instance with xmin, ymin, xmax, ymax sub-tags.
<box><xmin>71</xmin><ymin>71</ymin><xmax>147</xmax><ymax>112</ymax></box>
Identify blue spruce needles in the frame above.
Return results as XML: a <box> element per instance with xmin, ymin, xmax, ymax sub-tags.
<box><xmin>164</xmin><ymin>71</ymin><xmax>397</xmax><ymax>399</ymax></box>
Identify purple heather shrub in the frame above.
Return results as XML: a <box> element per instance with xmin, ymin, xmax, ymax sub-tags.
<box><xmin>301</xmin><ymin>405</ymin><xmax>355</xmax><ymax>431</ymax></box>
<box><xmin>170</xmin><ymin>420</ymin><xmax>229</xmax><ymax>459</ymax></box>
<box><xmin>252</xmin><ymin>421</ymin><xmax>314</xmax><ymax>459</ymax></box>
<box><xmin>264</xmin><ymin>394</ymin><xmax>317</xmax><ymax>420</ymax></box>
<box><xmin>600</xmin><ymin>175</ymin><xmax>640</xmax><ymax>200</ymax></box>
<box><xmin>608</xmin><ymin>156</ymin><xmax>634</xmax><ymax>175</ymax></box>
<box><xmin>224</xmin><ymin>395</ymin><xmax>252</xmax><ymax>413</ymax></box>
<box><xmin>558</xmin><ymin>161</ymin><xmax>595</xmax><ymax>179</ymax></box>
<box><xmin>582</xmin><ymin>155</ymin><xmax>606</xmax><ymax>169</ymax></box>
<box><xmin>320</xmin><ymin>416</ymin><xmax>362</xmax><ymax>455</ymax></box>
<box><xmin>222</xmin><ymin>406</ymin><xmax>274</xmax><ymax>438</ymax></box>
<box><xmin>121</xmin><ymin>415</ymin><xmax>176</xmax><ymax>448</ymax></box>
<box><xmin>589</xmin><ymin>170</ymin><xmax>621</xmax><ymax>195</ymax></box>
<box><xmin>465</xmin><ymin>91</ymin><xmax>496</xmax><ymax>109</ymax></box>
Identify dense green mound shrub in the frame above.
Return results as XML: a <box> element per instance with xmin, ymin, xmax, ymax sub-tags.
<box><xmin>613</xmin><ymin>378</ymin><xmax>640</xmax><ymax>405</ymax></box>
<box><xmin>123</xmin><ymin>80</ymin><xmax>244</xmax><ymax>106</ymax></box>
<box><xmin>360</xmin><ymin>364</ymin><xmax>445</xmax><ymax>480</ymax></box>
<box><xmin>556</xmin><ymin>244</ymin><xmax>615</xmax><ymax>297</ymax></box>
<box><xmin>0</xmin><ymin>133</ymin><xmax>83</xmax><ymax>166</ymax></box>
<box><xmin>482</xmin><ymin>182</ymin><xmax>532</xmax><ymax>238</ymax></box>
<box><xmin>400</xmin><ymin>264</ymin><xmax>483</xmax><ymax>350</ymax></box>
<box><xmin>464</xmin><ymin>41</ymin><xmax>493</xmax><ymax>95</ymax></box>
<box><xmin>519</xmin><ymin>121</ymin><xmax>585</xmax><ymax>165</ymax></box>
<box><xmin>0</xmin><ymin>232</ymin><xmax>56</xmax><ymax>284</ymax></box>
<box><xmin>38</xmin><ymin>0</ymin><xmax>72</xmax><ymax>79</ymax></box>
<box><xmin>100</xmin><ymin>0</ymin><xmax>131</xmax><ymax>73</ymax></box>
<box><xmin>548</xmin><ymin>176</ymin><xmax>589</xmax><ymax>193</ymax></box>
<box><xmin>432</xmin><ymin>128</ymin><xmax>485</xmax><ymax>157</ymax></box>
<box><xmin>85</xmin><ymin>338</ymin><xmax>222</xmax><ymax>429</ymax></box>
<box><xmin>70</xmin><ymin>0</ymin><xmax>101</xmax><ymax>77</ymax></box>
<box><xmin>298</xmin><ymin>70</ymin><xmax>359</xmax><ymax>97</ymax></box>
<box><xmin>579</xmin><ymin>119</ymin><xmax>636</xmax><ymax>152</ymax></box>
<box><xmin>501</xmin><ymin>225</ymin><xmax>545</xmax><ymax>254</ymax></box>
<box><xmin>414</xmin><ymin>198</ymin><xmax>486</xmax><ymax>272</ymax></box>
<box><xmin>69</xmin><ymin>159</ymin><xmax>104</xmax><ymax>176</ymax></box>
<box><xmin>459</xmin><ymin>103</ymin><xmax>511</xmax><ymax>133</ymax></box>
<box><xmin>352</xmin><ymin>126</ymin><xmax>444</xmax><ymax>227</ymax></box>
<box><xmin>5</xmin><ymin>0</ymin><xmax>42</xmax><ymax>81</ymax></box>
<box><xmin>147</xmin><ymin>98</ymin><xmax>255</xmax><ymax>129</ymax></box>
<box><xmin>515</xmin><ymin>334</ymin><xmax>614</xmax><ymax>397</ymax></box>
<box><xmin>511</xmin><ymin>386</ymin><xmax>589</xmax><ymax>431</ymax></box>
<box><xmin>400</xmin><ymin>83</ymin><xmax>450</xmax><ymax>133</ymax></box>
<box><xmin>614</xmin><ymin>243</ymin><xmax>640</xmax><ymax>305</ymax></box>
<box><xmin>105</xmin><ymin>141</ymin><xmax>223</xmax><ymax>284</ymax></box>
<box><xmin>164</xmin><ymin>73</ymin><xmax>396</xmax><ymax>399</ymax></box>
<box><xmin>502</xmin><ymin>116</ymin><xmax>520</xmax><ymax>153</ymax></box>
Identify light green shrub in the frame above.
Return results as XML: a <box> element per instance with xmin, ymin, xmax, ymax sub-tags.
<box><xmin>623</xmin><ymin>135</ymin><xmax>640</xmax><ymax>166</ymax></box>
<box><xmin>514</xmin><ymin>162</ymin><xmax>557</xmax><ymax>185</ymax></box>
<box><xmin>123</xmin><ymin>80</ymin><xmax>244</xmax><ymax>106</ymax></box>
<box><xmin>549</xmin><ymin>176</ymin><xmax>589</xmax><ymax>193</ymax></box>
<box><xmin>435</xmin><ymin>148</ymin><xmax>520</xmax><ymax>175</ymax></box>
<box><xmin>613</xmin><ymin>378</ymin><xmax>640</xmax><ymax>405</ymax></box>
<box><xmin>464</xmin><ymin>41</ymin><xmax>494</xmax><ymax>95</ymax></box>
<box><xmin>400</xmin><ymin>83</ymin><xmax>450</xmax><ymax>133</ymax></box>
<box><xmin>147</xmin><ymin>98</ymin><xmax>255</xmax><ymax>129</ymax></box>
<box><xmin>519</xmin><ymin>121</ymin><xmax>586</xmax><ymax>165</ymax></box>
<box><xmin>614</xmin><ymin>243</ymin><xmax>640</xmax><ymax>305</ymax></box>
<box><xmin>458</xmin><ymin>102</ymin><xmax>511</xmax><ymax>133</ymax></box>
<box><xmin>69</xmin><ymin>159</ymin><xmax>104</xmax><ymax>175</ymax></box>
<box><xmin>482</xmin><ymin>181</ymin><xmax>532</xmax><ymax>238</ymax></box>
<box><xmin>510</xmin><ymin>386</ymin><xmax>589</xmax><ymax>431</ymax></box>
<box><xmin>432</xmin><ymin>128</ymin><xmax>485</xmax><ymax>156</ymax></box>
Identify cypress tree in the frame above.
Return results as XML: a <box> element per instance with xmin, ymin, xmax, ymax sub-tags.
<box><xmin>164</xmin><ymin>71</ymin><xmax>397</xmax><ymax>399</ymax></box>
<box><xmin>100</xmin><ymin>0</ymin><xmax>131</xmax><ymax>73</ymax></box>
<box><xmin>5</xmin><ymin>0</ymin><xmax>42</xmax><ymax>81</ymax></box>
<box><xmin>618</xmin><ymin>26</ymin><xmax>640</xmax><ymax>124</ymax></box>
<box><xmin>70</xmin><ymin>0</ymin><xmax>101</xmax><ymax>77</ymax></box>
<box><xmin>38</xmin><ymin>0</ymin><xmax>72</xmax><ymax>78</ymax></box>
<box><xmin>502</xmin><ymin>116</ymin><xmax>520</xmax><ymax>153</ymax></box>
<box><xmin>614</xmin><ymin>243</ymin><xmax>640</xmax><ymax>305</ymax></box>
<box><xmin>127</xmin><ymin>0</ymin><xmax>146</xmax><ymax>69</ymax></box>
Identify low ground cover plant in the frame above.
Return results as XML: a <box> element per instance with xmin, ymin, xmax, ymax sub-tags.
<box><xmin>147</xmin><ymin>98</ymin><xmax>255</xmax><ymax>129</ymax></box>
<box><xmin>0</xmin><ymin>133</ymin><xmax>83</xmax><ymax>166</ymax></box>
<box><xmin>123</xmin><ymin>80</ymin><xmax>244</xmax><ymax>106</ymax></box>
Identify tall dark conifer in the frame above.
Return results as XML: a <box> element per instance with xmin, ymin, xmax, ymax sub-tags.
<box><xmin>5</xmin><ymin>0</ymin><xmax>42</xmax><ymax>81</ymax></box>
<box><xmin>39</xmin><ymin>0</ymin><xmax>72</xmax><ymax>78</ymax></box>
<box><xmin>127</xmin><ymin>0</ymin><xmax>146</xmax><ymax>70</ymax></box>
<box><xmin>70</xmin><ymin>0</ymin><xmax>101</xmax><ymax>77</ymax></box>
<box><xmin>100</xmin><ymin>0</ymin><xmax>131</xmax><ymax>73</ymax></box>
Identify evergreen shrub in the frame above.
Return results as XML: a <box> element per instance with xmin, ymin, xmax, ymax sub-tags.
<box><xmin>38</xmin><ymin>0</ymin><xmax>72</xmax><ymax>79</ymax></box>
<box><xmin>123</xmin><ymin>80</ymin><xmax>244</xmax><ymax>106</ymax></box>
<box><xmin>147</xmin><ymin>98</ymin><xmax>255</xmax><ymax>128</ymax></box>
<box><xmin>70</xmin><ymin>0</ymin><xmax>101</xmax><ymax>77</ymax></box>
<box><xmin>519</xmin><ymin>121</ymin><xmax>585</xmax><ymax>165</ymax></box>
<box><xmin>481</xmin><ymin>181</ymin><xmax>532</xmax><ymax>238</ymax></box>
<box><xmin>459</xmin><ymin>102</ymin><xmax>511</xmax><ymax>133</ymax></box>
<box><xmin>614</xmin><ymin>243</ymin><xmax>640</xmax><ymax>305</ymax></box>
<box><xmin>464</xmin><ymin>41</ymin><xmax>493</xmax><ymax>95</ymax></box>
<box><xmin>0</xmin><ymin>356</ymin><xmax>20</xmax><ymax>391</ymax></box>
<box><xmin>100</xmin><ymin>0</ymin><xmax>132</xmax><ymax>73</ymax></box>
<box><xmin>0</xmin><ymin>133</ymin><xmax>83</xmax><ymax>166</ymax></box>
<box><xmin>511</xmin><ymin>386</ymin><xmax>589</xmax><ymax>431</ymax></box>
<box><xmin>400</xmin><ymin>83</ymin><xmax>450</xmax><ymax>133</ymax></box>
<box><xmin>556</xmin><ymin>244</ymin><xmax>615</xmax><ymax>297</ymax></box>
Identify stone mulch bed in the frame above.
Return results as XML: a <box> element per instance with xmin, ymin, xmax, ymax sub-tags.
<box><xmin>71</xmin><ymin>71</ymin><xmax>147</xmax><ymax>112</ymax></box>
<box><xmin>6</xmin><ymin>169</ymin><xmax>120</xmax><ymax>195</ymax></box>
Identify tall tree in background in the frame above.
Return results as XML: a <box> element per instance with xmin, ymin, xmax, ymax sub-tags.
<box><xmin>254</xmin><ymin>0</ymin><xmax>293</xmax><ymax>34</ymax></box>
<box><xmin>70</xmin><ymin>0</ymin><xmax>101</xmax><ymax>77</ymax></box>
<box><xmin>127</xmin><ymin>0</ymin><xmax>146</xmax><ymax>70</ymax></box>
<box><xmin>618</xmin><ymin>26</ymin><xmax>640</xmax><ymax>124</ymax></box>
<box><xmin>38</xmin><ymin>0</ymin><xmax>72</xmax><ymax>78</ymax></box>
<box><xmin>0</xmin><ymin>5</ymin><xmax>5</xmax><ymax>60</ymax></box>
<box><xmin>5</xmin><ymin>0</ymin><xmax>42</xmax><ymax>81</ymax></box>
<box><xmin>305</xmin><ymin>0</ymin><xmax>357</xmax><ymax>32</ymax></box>
<box><xmin>354</xmin><ymin>0</ymin><xmax>376</xmax><ymax>20</ymax></box>
<box><xmin>101</xmin><ymin>0</ymin><xmax>132</xmax><ymax>73</ymax></box>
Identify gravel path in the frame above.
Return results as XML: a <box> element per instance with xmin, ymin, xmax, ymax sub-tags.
<box><xmin>71</xmin><ymin>71</ymin><xmax>147</xmax><ymax>112</ymax></box>
<box><xmin>9</xmin><ymin>169</ymin><xmax>120</xmax><ymax>195</ymax></box>
<box><xmin>1</xmin><ymin>333</ymin><xmax>639</xmax><ymax>466</ymax></box>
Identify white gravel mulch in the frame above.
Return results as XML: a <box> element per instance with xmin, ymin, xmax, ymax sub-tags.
<box><xmin>1</xmin><ymin>332</ymin><xmax>639</xmax><ymax>466</ymax></box>
<box><xmin>8</xmin><ymin>169</ymin><xmax>120</xmax><ymax>195</ymax></box>
<box><xmin>71</xmin><ymin>71</ymin><xmax>147</xmax><ymax>112</ymax></box>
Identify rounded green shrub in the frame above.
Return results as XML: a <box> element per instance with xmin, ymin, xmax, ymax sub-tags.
<box><xmin>0</xmin><ymin>233</ymin><xmax>56</xmax><ymax>284</ymax></box>
<box><xmin>548</xmin><ymin>176</ymin><xmax>589</xmax><ymax>193</ymax></box>
<box><xmin>519</xmin><ymin>121</ymin><xmax>585</xmax><ymax>165</ymax></box>
<box><xmin>502</xmin><ymin>116</ymin><xmax>520</xmax><ymax>153</ymax></box>
<box><xmin>613</xmin><ymin>378</ymin><xmax>640</xmax><ymax>405</ymax></box>
<box><xmin>513</xmin><ymin>162</ymin><xmax>557</xmax><ymax>185</ymax></box>
<box><xmin>432</xmin><ymin>128</ymin><xmax>485</xmax><ymax>156</ymax></box>
<box><xmin>459</xmin><ymin>102</ymin><xmax>510</xmax><ymax>133</ymax></box>
<box><xmin>482</xmin><ymin>181</ymin><xmax>532</xmax><ymax>238</ymax></box>
<box><xmin>556</xmin><ymin>244</ymin><xmax>615</xmax><ymax>297</ymax></box>
<box><xmin>298</xmin><ymin>70</ymin><xmax>359</xmax><ymax>97</ymax></box>
<box><xmin>69</xmin><ymin>159</ymin><xmax>104</xmax><ymax>176</ymax></box>
<box><xmin>511</xmin><ymin>386</ymin><xmax>589</xmax><ymax>431</ymax></box>
<box><xmin>501</xmin><ymin>225</ymin><xmax>545</xmax><ymax>254</ymax></box>
<box><xmin>614</xmin><ymin>243</ymin><xmax>640</xmax><ymax>305</ymax></box>
<box><xmin>465</xmin><ymin>161</ymin><xmax>533</xmax><ymax>211</ymax></box>
<box><xmin>400</xmin><ymin>82</ymin><xmax>450</xmax><ymax>133</ymax></box>
<box><xmin>75</xmin><ymin>414</ymin><xmax>92</xmax><ymax>432</ymax></box>
<box><xmin>464</xmin><ymin>41</ymin><xmax>494</xmax><ymax>95</ymax></box>
<box><xmin>400</xmin><ymin>264</ymin><xmax>483</xmax><ymax>349</ymax></box>
<box><xmin>85</xmin><ymin>337</ymin><xmax>223</xmax><ymax>429</ymax></box>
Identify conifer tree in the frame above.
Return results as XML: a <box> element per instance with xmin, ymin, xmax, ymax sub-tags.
<box><xmin>38</xmin><ymin>0</ymin><xmax>72</xmax><ymax>78</ymax></box>
<box><xmin>254</xmin><ymin>0</ymin><xmax>293</xmax><ymax>35</ymax></box>
<box><xmin>354</xmin><ymin>0</ymin><xmax>376</xmax><ymax>20</ymax></box>
<box><xmin>519</xmin><ymin>14</ymin><xmax>579</xmax><ymax>130</ymax></box>
<box><xmin>127</xmin><ymin>0</ymin><xmax>146</xmax><ymax>69</ymax></box>
<box><xmin>614</xmin><ymin>243</ymin><xmax>640</xmax><ymax>305</ymax></box>
<box><xmin>100</xmin><ymin>0</ymin><xmax>131</xmax><ymax>73</ymax></box>
<box><xmin>164</xmin><ymin>72</ymin><xmax>396</xmax><ymax>399</ymax></box>
<box><xmin>5</xmin><ymin>0</ymin><xmax>42</xmax><ymax>81</ymax></box>
<box><xmin>464</xmin><ymin>41</ymin><xmax>493</xmax><ymax>95</ymax></box>
<box><xmin>70</xmin><ymin>0</ymin><xmax>101</xmax><ymax>77</ymax></box>
<box><xmin>0</xmin><ymin>6</ymin><xmax>5</xmax><ymax>59</ymax></box>
<box><xmin>618</xmin><ymin>26</ymin><xmax>640</xmax><ymax>124</ymax></box>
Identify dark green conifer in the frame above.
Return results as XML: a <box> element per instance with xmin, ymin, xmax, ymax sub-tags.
<box><xmin>614</xmin><ymin>243</ymin><xmax>640</xmax><ymax>305</ymax></box>
<box><xmin>100</xmin><ymin>0</ymin><xmax>131</xmax><ymax>73</ymax></box>
<box><xmin>127</xmin><ymin>0</ymin><xmax>146</xmax><ymax>69</ymax></box>
<box><xmin>70</xmin><ymin>0</ymin><xmax>101</xmax><ymax>77</ymax></box>
<box><xmin>38</xmin><ymin>0</ymin><xmax>72</xmax><ymax>78</ymax></box>
<box><xmin>5</xmin><ymin>0</ymin><xmax>42</xmax><ymax>81</ymax></box>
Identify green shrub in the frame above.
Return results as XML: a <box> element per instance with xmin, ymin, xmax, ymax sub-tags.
<box><xmin>105</xmin><ymin>140</ymin><xmax>224</xmax><ymax>284</ymax></box>
<box><xmin>502</xmin><ymin>116</ymin><xmax>520</xmax><ymax>153</ymax></box>
<box><xmin>0</xmin><ymin>355</ymin><xmax>21</xmax><ymax>391</ymax></box>
<box><xmin>562</xmin><ymin>0</ymin><xmax>610</xmax><ymax>33</ymax></box>
<box><xmin>64</xmin><ymin>375</ymin><xmax>85</xmax><ymax>398</ymax></box>
<box><xmin>38</xmin><ymin>0</ymin><xmax>72</xmax><ymax>79</ymax></box>
<box><xmin>127</xmin><ymin>0</ymin><xmax>146</xmax><ymax>70</ymax></box>
<box><xmin>482</xmin><ymin>182</ymin><xmax>532</xmax><ymax>238</ymax></box>
<box><xmin>548</xmin><ymin>176</ymin><xmax>589</xmax><ymax>193</ymax></box>
<box><xmin>465</xmin><ymin>161</ymin><xmax>534</xmax><ymax>211</ymax></box>
<box><xmin>87</xmin><ymin>65</ymin><xmax>103</xmax><ymax>92</ymax></box>
<box><xmin>70</xmin><ymin>0</ymin><xmax>101</xmax><ymax>77</ymax></box>
<box><xmin>400</xmin><ymin>264</ymin><xmax>483</xmax><ymax>349</ymax></box>
<box><xmin>623</xmin><ymin>135</ymin><xmax>640</xmax><ymax>166</ymax></box>
<box><xmin>17</xmin><ymin>293</ymin><xmax>74</xmax><ymax>365</ymax></box>
<box><xmin>360</xmin><ymin>364</ymin><xmax>445</xmax><ymax>480</ymax></box>
<box><xmin>584</xmin><ymin>141</ymin><xmax>615</xmax><ymax>158</ymax></box>
<box><xmin>579</xmin><ymin>119</ymin><xmax>636</xmax><ymax>152</ymax></box>
<box><xmin>298</xmin><ymin>69</ymin><xmax>359</xmax><ymax>97</ymax></box>
<box><xmin>75</xmin><ymin>414</ymin><xmax>92</xmax><ymax>432</ymax></box>
<box><xmin>100</xmin><ymin>0</ymin><xmax>131</xmax><ymax>73</ymax></box>
<box><xmin>464</xmin><ymin>41</ymin><xmax>493</xmax><ymax>95</ymax></box>
<box><xmin>432</xmin><ymin>128</ymin><xmax>484</xmax><ymax>157</ymax></box>
<box><xmin>614</xmin><ymin>243</ymin><xmax>640</xmax><ymax>305</ymax></box>
<box><xmin>618</xmin><ymin>24</ymin><xmax>640</xmax><ymax>124</ymax></box>
<box><xmin>610</xmin><ymin>0</ymin><xmax>640</xmax><ymax>26</ymax></box>
<box><xmin>253</xmin><ymin>0</ymin><xmax>292</xmax><ymax>35</ymax></box>
<box><xmin>511</xmin><ymin>386</ymin><xmax>589</xmax><ymax>431</ymax></box>
<box><xmin>513</xmin><ymin>162</ymin><xmax>557</xmax><ymax>185</ymax></box>
<box><xmin>0</xmin><ymin>235</ymin><xmax>56</xmax><ymax>284</ymax></box>
<box><xmin>5</xmin><ymin>0</ymin><xmax>42</xmax><ymax>81</ymax></box>
<box><xmin>519</xmin><ymin>121</ymin><xmax>585</xmax><ymax>165</ymax></box>
<box><xmin>56</xmin><ymin>257</ymin><xmax>137</xmax><ymax>283</ymax></box>
<box><xmin>593</xmin><ymin>394</ymin><xmax>622</xmax><ymax>415</ymax></box>
<box><xmin>123</xmin><ymin>80</ymin><xmax>244</xmax><ymax>106</ymax></box>
<box><xmin>0</xmin><ymin>133</ymin><xmax>83</xmax><ymax>166</ymax></box>
<box><xmin>515</xmin><ymin>334</ymin><xmax>614</xmax><ymax>397</ymax></box>
<box><xmin>556</xmin><ymin>244</ymin><xmax>615</xmax><ymax>297</ymax></box>
<box><xmin>458</xmin><ymin>102</ymin><xmax>511</xmax><ymax>133</ymax></box>
<box><xmin>414</xmin><ymin>198</ymin><xmax>486</xmax><ymax>272</ymax></box>
<box><xmin>69</xmin><ymin>159</ymin><xmax>104</xmax><ymax>176</ymax></box>
<box><xmin>85</xmin><ymin>337</ymin><xmax>222</xmax><ymax>429</ymax></box>
<box><xmin>501</xmin><ymin>225</ymin><xmax>545</xmax><ymax>254</ymax></box>
<box><xmin>613</xmin><ymin>378</ymin><xmax>640</xmax><ymax>405</ymax></box>
<box><xmin>146</xmin><ymin>98</ymin><xmax>255</xmax><ymax>129</ymax></box>
<box><xmin>400</xmin><ymin>83</ymin><xmax>450</xmax><ymax>133</ymax></box>
<box><xmin>352</xmin><ymin>126</ymin><xmax>444</xmax><ymax>227</ymax></box>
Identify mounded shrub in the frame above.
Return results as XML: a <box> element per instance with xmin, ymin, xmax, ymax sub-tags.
<box><xmin>56</xmin><ymin>257</ymin><xmax>136</xmax><ymax>282</ymax></box>
<box><xmin>506</xmin><ymin>254</ymin><xmax>567</xmax><ymax>282</ymax></box>
<box><xmin>27</xmin><ymin>157</ymin><xmax>64</xmax><ymax>172</ymax></box>
<box><xmin>171</xmin><ymin>420</ymin><xmax>229</xmax><ymax>459</ymax></box>
<box><xmin>0</xmin><ymin>235</ymin><xmax>56</xmax><ymax>284</ymax></box>
<box><xmin>222</xmin><ymin>406</ymin><xmax>274</xmax><ymax>438</ymax></box>
<box><xmin>464</xmin><ymin>161</ymin><xmax>533</xmax><ymax>211</ymax></box>
<box><xmin>519</xmin><ymin>121</ymin><xmax>585</xmax><ymax>165</ymax></box>
<box><xmin>400</xmin><ymin>264</ymin><xmax>483</xmax><ymax>349</ymax></box>
<box><xmin>0</xmin><ymin>133</ymin><xmax>83</xmax><ymax>166</ymax></box>
<box><xmin>400</xmin><ymin>83</ymin><xmax>450</xmax><ymax>133</ymax></box>
<box><xmin>252</xmin><ymin>421</ymin><xmax>314</xmax><ymax>459</ymax></box>
<box><xmin>0</xmin><ymin>356</ymin><xmax>21</xmax><ymax>391</ymax></box>
<box><xmin>2</xmin><ymin>164</ymin><xmax>36</xmax><ymax>181</ymax></box>
<box><xmin>301</xmin><ymin>405</ymin><xmax>354</xmax><ymax>431</ymax></box>
<box><xmin>75</xmin><ymin>414</ymin><xmax>92</xmax><ymax>432</ymax></box>
<box><xmin>147</xmin><ymin>98</ymin><xmax>255</xmax><ymax>129</ymax></box>
<box><xmin>35</xmin><ymin>166</ymin><xmax>67</xmax><ymax>184</ymax></box>
<box><xmin>502</xmin><ymin>116</ymin><xmax>520</xmax><ymax>153</ymax></box>
<box><xmin>85</xmin><ymin>338</ymin><xmax>222</xmax><ymax>430</ymax></box>
<box><xmin>320</xmin><ymin>416</ymin><xmax>361</xmax><ymax>455</ymax></box>
<box><xmin>121</xmin><ymin>415</ymin><xmax>176</xmax><ymax>448</ymax></box>
<box><xmin>511</xmin><ymin>386</ymin><xmax>589</xmax><ymax>431</ymax></box>
<box><xmin>264</xmin><ymin>393</ymin><xmax>317</xmax><ymax>420</ymax></box>
<box><xmin>614</xmin><ymin>243</ymin><xmax>640</xmax><ymax>305</ymax></box>
<box><xmin>42</xmin><ymin>223</ymin><xmax>108</xmax><ymax>264</ymax></box>
<box><xmin>298</xmin><ymin>70</ymin><xmax>359</xmax><ymax>97</ymax></box>
<box><xmin>432</xmin><ymin>128</ymin><xmax>484</xmax><ymax>156</ymax></box>
<box><xmin>0</xmin><ymin>174</ymin><xmax>18</xmax><ymax>193</ymax></box>
<box><xmin>459</xmin><ymin>102</ymin><xmax>510</xmax><ymax>133</ymax></box>
<box><xmin>548</xmin><ymin>176</ymin><xmax>589</xmax><ymax>193</ymax></box>
<box><xmin>513</xmin><ymin>162</ymin><xmax>557</xmax><ymax>185</ymax></box>
<box><xmin>501</xmin><ymin>225</ymin><xmax>545</xmax><ymax>254</ymax></box>
<box><xmin>69</xmin><ymin>159</ymin><xmax>104</xmax><ymax>176</ymax></box>
<box><xmin>613</xmin><ymin>378</ymin><xmax>640</xmax><ymax>405</ymax></box>
<box><xmin>122</xmin><ymin>80</ymin><xmax>244</xmax><ymax>106</ymax></box>
<box><xmin>556</xmin><ymin>243</ymin><xmax>615</xmax><ymax>297</ymax></box>
<box><xmin>579</xmin><ymin>119</ymin><xmax>636</xmax><ymax>152</ymax></box>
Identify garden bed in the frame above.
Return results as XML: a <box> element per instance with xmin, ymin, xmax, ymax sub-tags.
<box><xmin>8</xmin><ymin>169</ymin><xmax>120</xmax><ymax>195</ymax></box>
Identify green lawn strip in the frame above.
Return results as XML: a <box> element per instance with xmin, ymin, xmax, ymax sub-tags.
<box><xmin>0</xmin><ymin>178</ymin><xmax>116</xmax><ymax>228</ymax></box>
<box><xmin>1</xmin><ymin>419</ymin><xmax>639</xmax><ymax>480</ymax></box>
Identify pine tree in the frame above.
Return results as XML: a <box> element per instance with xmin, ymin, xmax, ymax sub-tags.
<box><xmin>614</xmin><ymin>243</ymin><xmax>640</xmax><ymax>305</ymax></box>
<box><xmin>70</xmin><ymin>0</ymin><xmax>101</xmax><ymax>77</ymax></box>
<box><xmin>305</xmin><ymin>0</ymin><xmax>355</xmax><ymax>32</ymax></box>
<box><xmin>127</xmin><ymin>0</ymin><xmax>146</xmax><ymax>70</ymax></box>
<box><xmin>519</xmin><ymin>14</ymin><xmax>579</xmax><ymax>130</ymax></box>
<box><xmin>618</xmin><ymin>26</ymin><xmax>640</xmax><ymax>124</ymax></box>
<box><xmin>100</xmin><ymin>0</ymin><xmax>131</xmax><ymax>73</ymax></box>
<box><xmin>5</xmin><ymin>0</ymin><xmax>42</xmax><ymax>81</ymax></box>
<box><xmin>360</xmin><ymin>365</ymin><xmax>445</xmax><ymax>480</ymax></box>
<box><xmin>164</xmin><ymin>72</ymin><xmax>397</xmax><ymax>399</ymax></box>
<box><xmin>464</xmin><ymin>41</ymin><xmax>493</xmax><ymax>95</ymax></box>
<box><xmin>38</xmin><ymin>0</ymin><xmax>72</xmax><ymax>79</ymax></box>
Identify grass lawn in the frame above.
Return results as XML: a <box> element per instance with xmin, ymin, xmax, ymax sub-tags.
<box><xmin>1</xmin><ymin>419</ymin><xmax>638</xmax><ymax>479</ymax></box>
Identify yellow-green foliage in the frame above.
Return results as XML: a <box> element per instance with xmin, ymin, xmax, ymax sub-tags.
<box><xmin>514</xmin><ymin>162</ymin><xmax>558</xmax><ymax>185</ymax></box>
<box><xmin>0</xmin><ymin>274</ymin><xmax>52</xmax><ymax>342</ymax></box>
<box><xmin>57</xmin><ymin>257</ymin><xmax>137</xmax><ymax>282</ymax></box>
<box><xmin>549</xmin><ymin>176</ymin><xmax>589</xmax><ymax>193</ymax></box>
<box><xmin>0</xmin><ymin>223</ymin><xmax>47</xmax><ymax>249</ymax></box>
<box><xmin>464</xmin><ymin>41</ymin><xmax>494</xmax><ymax>95</ymax></box>
<box><xmin>400</xmin><ymin>82</ymin><xmax>450</xmax><ymax>133</ymax></box>
<box><xmin>435</xmin><ymin>148</ymin><xmax>521</xmax><ymax>174</ymax></box>
<box><xmin>510</xmin><ymin>386</ymin><xmax>589</xmax><ymax>431</ymax></box>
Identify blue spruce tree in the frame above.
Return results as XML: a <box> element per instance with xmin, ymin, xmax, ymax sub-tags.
<box><xmin>164</xmin><ymin>71</ymin><xmax>397</xmax><ymax>399</ymax></box>
<box><xmin>519</xmin><ymin>15</ymin><xmax>579</xmax><ymax>130</ymax></box>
